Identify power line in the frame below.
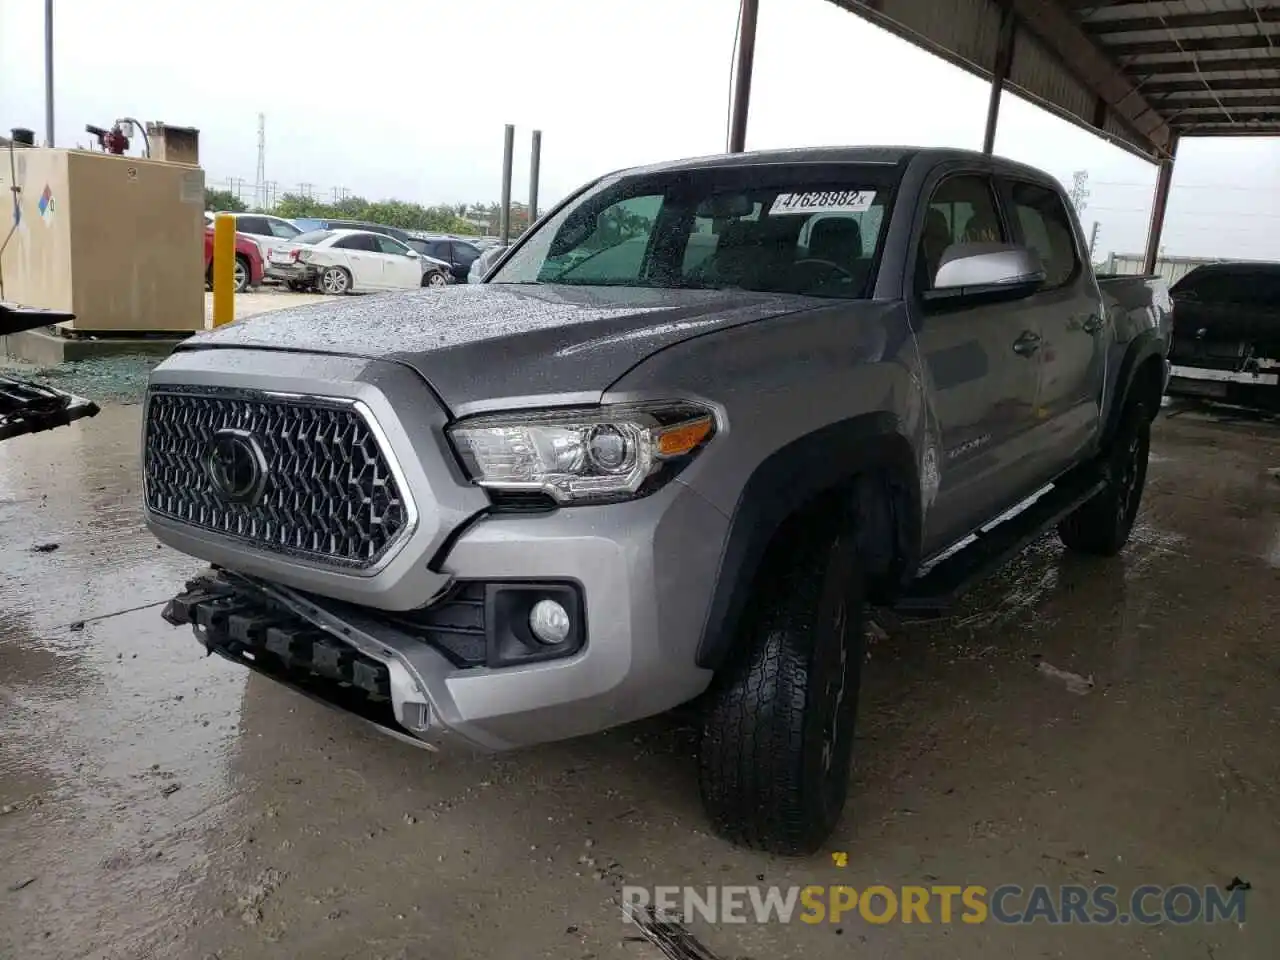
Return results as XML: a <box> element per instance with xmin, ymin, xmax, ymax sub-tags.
<box><xmin>1088</xmin><ymin>205</ymin><xmax>1280</xmax><ymax>219</ymax></box>
<box><xmin>1090</xmin><ymin>180</ymin><xmax>1267</xmax><ymax>191</ymax></box>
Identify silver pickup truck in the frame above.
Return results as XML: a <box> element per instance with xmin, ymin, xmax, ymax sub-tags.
<box><xmin>146</xmin><ymin>147</ymin><xmax>1170</xmax><ymax>855</ymax></box>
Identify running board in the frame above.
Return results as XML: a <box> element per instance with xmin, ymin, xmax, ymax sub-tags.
<box><xmin>896</xmin><ymin>474</ymin><xmax>1107</xmax><ymax>614</ymax></box>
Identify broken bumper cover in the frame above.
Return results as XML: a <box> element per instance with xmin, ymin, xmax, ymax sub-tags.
<box><xmin>164</xmin><ymin>570</ymin><xmax>513</xmax><ymax>750</ymax></box>
<box><xmin>0</xmin><ymin>374</ymin><xmax>99</xmax><ymax>441</ymax></box>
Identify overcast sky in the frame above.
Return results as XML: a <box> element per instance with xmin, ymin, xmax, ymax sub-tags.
<box><xmin>4</xmin><ymin>0</ymin><xmax>1280</xmax><ymax>259</ymax></box>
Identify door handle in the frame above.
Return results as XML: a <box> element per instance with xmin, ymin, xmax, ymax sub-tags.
<box><xmin>1081</xmin><ymin>314</ymin><xmax>1104</xmax><ymax>334</ymax></box>
<box><xmin>1012</xmin><ymin>330</ymin><xmax>1042</xmax><ymax>356</ymax></box>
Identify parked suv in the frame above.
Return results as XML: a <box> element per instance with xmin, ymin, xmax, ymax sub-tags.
<box><xmin>146</xmin><ymin>147</ymin><xmax>1170</xmax><ymax>855</ymax></box>
<box><xmin>223</xmin><ymin>213</ymin><xmax>303</xmax><ymax>266</ymax></box>
<box><xmin>407</xmin><ymin>235</ymin><xmax>483</xmax><ymax>283</ymax></box>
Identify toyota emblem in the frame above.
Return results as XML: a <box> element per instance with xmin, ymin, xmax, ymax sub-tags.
<box><xmin>205</xmin><ymin>428</ymin><xmax>267</xmax><ymax>504</ymax></box>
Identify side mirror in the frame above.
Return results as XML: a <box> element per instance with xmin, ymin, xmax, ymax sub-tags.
<box><xmin>406</xmin><ymin>249</ymin><xmax>420</xmax><ymax>258</ymax></box>
<box><xmin>929</xmin><ymin>242</ymin><xmax>1046</xmax><ymax>304</ymax></box>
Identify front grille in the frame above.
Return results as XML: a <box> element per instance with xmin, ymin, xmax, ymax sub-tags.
<box><xmin>144</xmin><ymin>387</ymin><xmax>411</xmax><ymax>568</ymax></box>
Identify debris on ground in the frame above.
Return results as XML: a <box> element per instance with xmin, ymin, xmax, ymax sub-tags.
<box><xmin>620</xmin><ymin>903</ymin><xmax>722</xmax><ymax>960</ymax></box>
<box><xmin>0</xmin><ymin>354</ymin><xmax>163</xmax><ymax>406</ymax></box>
<box><xmin>1227</xmin><ymin>876</ymin><xmax>1252</xmax><ymax>891</ymax></box>
<box><xmin>1036</xmin><ymin>661</ymin><xmax>1095</xmax><ymax>695</ymax></box>
<box><xmin>69</xmin><ymin>621</ymin><xmax>85</xmax><ymax>632</ymax></box>
<box><xmin>7</xmin><ymin>878</ymin><xmax>36</xmax><ymax>893</ymax></box>
<box><xmin>160</xmin><ymin>783</ymin><xmax>182</xmax><ymax>797</ymax></box>
<box><xmin>30</xmin><ymin>543</ymin><xmax>60</xmax><ymax>553</ymax></box>
<box><xmin>235</xmin><ymin>868</ymin><xmax>286</xmax><ymax>927</ymax></box>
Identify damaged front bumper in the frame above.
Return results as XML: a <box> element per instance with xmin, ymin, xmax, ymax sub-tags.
<box><xmin>165</xmin><ymin>570</ymin><xmax>497</xmax><ymax>750</ymax></box>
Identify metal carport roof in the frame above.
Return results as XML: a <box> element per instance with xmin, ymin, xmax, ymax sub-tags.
<box><xmin>724</xmin><ymin>0</ymin><xmax>1280</xmax><ymax>271</ymax></box>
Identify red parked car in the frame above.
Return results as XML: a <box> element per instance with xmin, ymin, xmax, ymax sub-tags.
<box><xmin>204</xmin><ymin>226</ymin><xmax>264</xmax><ymax>293</ymax></box>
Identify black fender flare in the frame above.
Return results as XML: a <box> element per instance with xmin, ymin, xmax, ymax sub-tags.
<box><xmin>1103</xmin><ymin>332</ymin><xmax>1167</xmax><ymax>447</ymax></box>
<box><xmin>695</xmin><ymin>413</ymin><xmax>920</xmax><ymax>670</ymax></box>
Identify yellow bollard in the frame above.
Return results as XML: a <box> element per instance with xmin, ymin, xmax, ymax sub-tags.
<box><xmin>212</xmin><ymin>212</ymin><xmax>237</xmax><ymax>327</ymax></box>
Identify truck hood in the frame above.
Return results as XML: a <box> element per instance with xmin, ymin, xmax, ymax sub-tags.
<box><xmin>176</xmin><ymin>283</ymin><xmax>824</xmax><ymax>413</ymax></box>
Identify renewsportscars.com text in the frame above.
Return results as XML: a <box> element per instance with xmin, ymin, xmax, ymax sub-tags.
<box><xmin>621</xmin><ymin>884</ymin><xmax>1247</xmax><ymax>926</ymax></box>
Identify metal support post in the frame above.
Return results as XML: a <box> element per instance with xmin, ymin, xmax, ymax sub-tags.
<box><xmin>44</xmin><ymin>0</ymin><xmax>55</xmax><ymax>146</ymax></box>
<box><xmin>726</xmin><ymin>0</ymin><xmax>759</xmax><ymax>153</ymax></box>
<box><xmin>1142</xmin><ymin>136</ymin><xmax>1179</xmax><ymax>276</ymax></box>
<box><xmin>983</xmin><ymin>2</ymin><xmax>1017</xmax><ymax>155</ymax></box>
<box><xmin>500</xmin><ymin>124</ymin><xmax>514</xmax><ymax>245</ymax></box>
<box><xmin>529</xmin><ymin>129</ymin><xmax>542</xmax><ymax>225</ymax></box>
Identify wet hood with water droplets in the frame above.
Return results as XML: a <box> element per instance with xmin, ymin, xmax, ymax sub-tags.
<box><xmin>177</xmin><ymin>284</ymin><xmax>823</xmax><ymax>412</ymax></box>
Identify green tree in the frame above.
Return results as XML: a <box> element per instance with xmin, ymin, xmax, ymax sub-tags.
<box><xmin>204</xmin><ymin>188</ymin><xmax>247</xmax><ymax>212</ymax></box>
<box><xmin>264</xmin><ymin>193</ymin><xmax>479</xmax><ymax>235</ymax></box>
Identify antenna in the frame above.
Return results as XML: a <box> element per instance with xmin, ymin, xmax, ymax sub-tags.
<box><xmin>256</xmin><ymin>113</ymin><xmax>266</xmax><ymax>209</ymax></box>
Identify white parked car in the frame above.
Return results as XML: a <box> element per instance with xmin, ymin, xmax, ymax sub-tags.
<box><xmin>267</xmin><ymin>229</ymin><xmax>432</xmax><ymax>295</ymax></box>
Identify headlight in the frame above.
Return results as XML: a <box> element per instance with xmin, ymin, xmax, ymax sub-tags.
<box><xmin>448</xmin><ymin>402</ymin><xmax>716</xmax><ymax>504</ymax></box>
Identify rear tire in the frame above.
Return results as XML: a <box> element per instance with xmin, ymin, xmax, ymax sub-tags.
<box><xmin>423</xmin><ymin>270</ymin><xmax>449</xmax><ymax>288</ymax></box>
<box><xmin>1058</xmin><ymin>398</ymin><xmax>1151</xmax><ymax>556</ymax></box>
<box><xmin>698</xmin><ymin>511</ymin><xmax>865</xmax><ymax>855</ymax></box>
<box><xmin>320</xmin><ymin>266</ymin><xmax>351</xmax><ymax>295</ymax></box>
<box><xmin>233</xmin><ymin>255</ymin><xmax>251</xmax><ymax>294</ymax></box>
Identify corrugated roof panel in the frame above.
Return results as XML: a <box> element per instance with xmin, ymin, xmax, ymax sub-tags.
<box><xmin>830</xmin><ymin>0</ymin><xmax>1280</xmax><ymax>152</ymax></box>
<box><xmin>1007</xmin><ymin>28</ymin><xmax>1101</xmax><ymax>128</ymax></box>
<box><xmin>832</xmin><ymin>0</ymin><xmax>1161</xmax><ymax>157</ymax></box>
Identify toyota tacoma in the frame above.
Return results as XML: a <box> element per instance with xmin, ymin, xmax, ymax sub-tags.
<box><xmin>145</xmin><ymin>147</ymin><xmax>1171</xmax><ymax>854</ymax></box>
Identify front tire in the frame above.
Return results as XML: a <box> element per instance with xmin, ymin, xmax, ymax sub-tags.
<box><xmin>423</xmin><ymin>270</ymin><xmax>448</xmax><ymax>288</ymax></box>
<box><xmin>698</xmin><ymin>513</ymin><xmax>865</xmax><ymax>855</ymax></box>
<box><xmin>319</xmin><ymin>266</ymin><xmax>351</xmax><ymax>295</ymax></box>
<box><xmin>1058</xmin><ymin>398</ymin><xmax>1151</xmax><ymax>556</ymax></box>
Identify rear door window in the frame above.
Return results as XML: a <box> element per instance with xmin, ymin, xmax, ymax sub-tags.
<box><xmin>1008</xmin><ymin>181</ymin><xmax>1079</xmax><ymax>288</ymax></box>
<box><xmin>333</xmin><ymin>233</ymin><xmax>377</xmax><ymax>252</ymax></box>
<box><xmin>237</xmin><ymin>216</ymin><xmax>269</xmax><ymax>236</ymax></box>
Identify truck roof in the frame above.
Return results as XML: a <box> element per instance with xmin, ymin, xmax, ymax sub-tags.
<box><xmin>616</xmin><ymin>146</ymin><xmax>1060</xmax><ymax>186</ymax></box>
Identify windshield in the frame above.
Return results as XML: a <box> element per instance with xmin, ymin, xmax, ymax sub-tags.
<box><xmin>490</xmin><ymin>163</ymin><xmax>898</xmax><ymax>299</ymax></box>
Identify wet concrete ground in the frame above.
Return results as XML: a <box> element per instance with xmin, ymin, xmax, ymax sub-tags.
<box><xmin>2</xmin><ymin>403</ymin><xmax>1277</xmax><ymax>960</ymax></box>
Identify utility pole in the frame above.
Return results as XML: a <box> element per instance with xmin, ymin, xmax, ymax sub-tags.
<box><xmin>44</xmin><ymin>0</ymin><xmax>55</xmax><ymax>146</ymax></box>
<box><xmin>529</xmin><ymin>129</ymin><xmax>542</xmax><ymax>226</ymax></box>
<box><xmin>499</xmin><ymin>124</ymin><xmax>514</xmax><ymax>245</ymax></box>
<box><xmin>1088</xmin><ymin>221</ymin><xmax>1100</xmax><ymax>258</ymax></box>
<box><xmin>255</xmin><ymin>113</ymin><xmax>266</xmax><ymax>210</ymax></box>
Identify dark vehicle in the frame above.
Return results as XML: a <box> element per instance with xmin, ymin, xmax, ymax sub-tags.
<box><xmin>1168</xmin><ymin>261</ymin><xmax>1280</xmax><ymax>410</ymax></box>
<box><xmin>1</xmin><ymin>303</ymin><xmax>98</xmax><ymax>440</ymax></box>
<box><xmin>146</xmin><ymin>146</ymin><xmax>1170</xmax><ymax>855</ymax></box>
<box><xmin>406</xmin><ymin>235</ymin><xmax>483</xmax><ymax>283</ymax></box>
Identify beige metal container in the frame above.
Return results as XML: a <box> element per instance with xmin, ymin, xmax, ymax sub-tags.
<box><xmin>0</xmin><ymin>148</ymin><xmax>204</xmax><ymax>333</ymax></box>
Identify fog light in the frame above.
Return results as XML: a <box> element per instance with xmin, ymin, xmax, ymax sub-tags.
<box><xmin>529</xmin><ymin>598</ymin><xmax>571</xmax><ymax>645</ymax></box>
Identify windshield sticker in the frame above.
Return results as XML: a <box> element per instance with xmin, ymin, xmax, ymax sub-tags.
<box><xmin>769</xmin><ymin>190</ymin><xmax>876</xmax><ymax>216</ymax></box>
